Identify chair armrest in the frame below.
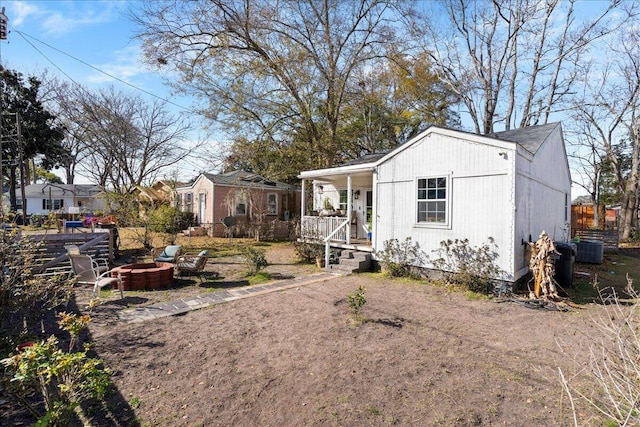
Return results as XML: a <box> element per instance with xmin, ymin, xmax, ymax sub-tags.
<box><xmin>96</xmin><ymin>269</ymin><xmax>120</xmax><ymax>280</ymax></box>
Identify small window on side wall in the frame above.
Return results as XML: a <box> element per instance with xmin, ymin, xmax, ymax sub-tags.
<box><xmin>417</xmin><ymin>176</ymin><xmax>448</xmax><ymax>224</ymax></box>
<box><xmin>267</xmin><ymin>193</ymin><xmax>277</xmax><ymax>215</ymax></box>
<box><xmin>235</xmin><ymin>193</ymin><xmax>247</xmax><ymax>215</ymax></box>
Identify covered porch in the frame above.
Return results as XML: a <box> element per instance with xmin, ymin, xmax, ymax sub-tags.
<box><xmin>298</xmin><ymin>163</ymin><xmax>376</xmax><ymax>259</ymax></box>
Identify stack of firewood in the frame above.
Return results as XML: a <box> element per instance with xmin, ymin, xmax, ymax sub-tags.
<box><xmin>528</xmin><ymin>231</ymin><xmax>560</xmax><ymax>300</ymax></box>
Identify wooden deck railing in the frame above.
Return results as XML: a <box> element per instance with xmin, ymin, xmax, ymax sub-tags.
<box><xmin>301</xmin><ymin>216</ymin><xmax>348</xmax><ymax>242</ymax></box>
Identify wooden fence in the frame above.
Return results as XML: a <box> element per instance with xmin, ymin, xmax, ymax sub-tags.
<box><xmin>574</xmin><ymin>229</ymin><xmax>619</xmax><ymax>251</ymax></box>
<box><xmin>27</xmin><ymin>230</ymin><xmax>115</xmax><ymax>274</ymax></box>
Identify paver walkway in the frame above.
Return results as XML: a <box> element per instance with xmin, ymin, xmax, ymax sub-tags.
<box><xmin>118</xmin><ymin>272</ymin><xmax>339</xmax><ymax>323</ymax></box>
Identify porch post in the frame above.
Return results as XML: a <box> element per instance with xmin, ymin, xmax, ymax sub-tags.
<box><xmin>301</xmin><ymin>179</ymin><xmax>306</xmax><ymax>216</ymax></box>
<box><xmin>347</xmin><ymin>175</ymin><xmax>352</xmax><ymax>245</ymax></box>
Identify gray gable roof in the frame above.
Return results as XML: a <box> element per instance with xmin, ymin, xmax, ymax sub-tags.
<box><xmin>489</xmin><ymin>122</ymin><xmax>560</xmax><ymax>154</ymax></box>
<box><xmin>335</xmin><ymin>122</ymin><xmax>561</xmax><ymax>169</ymax></box>
<box><xmin>200</xmin><ymin>170</ymin><xmax>299</xmax><ymax>191</ymax></box>
<box><xmin>19</xmin><ymin>184</ymin><xmax>102</xmax><ymax>198</ymax></box>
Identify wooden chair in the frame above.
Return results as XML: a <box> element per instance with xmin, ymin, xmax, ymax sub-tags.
<box><xmin>152</xmin><ymin>245</ymin><xmax>183</xmax><ymax>263</ymax></box>
<box><xmin>175</xmin><ymin>250</ymin><xmax>210</xmax><ymax>283</ymax></box>
<box><xmin>69</xmin><ymin>254</ymin><xmax>123</xmax><ymax>299</ymax></box>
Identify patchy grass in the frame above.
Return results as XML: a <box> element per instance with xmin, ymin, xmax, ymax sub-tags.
<box><xmin>247</xmin><ymin>272</ymin><xmax>272</xmax><ymax>285</ymax></box>
<box><xmin>569</xmin><ymin>251</ymin><xmax>640</xmax><ymax>304</ymax></box>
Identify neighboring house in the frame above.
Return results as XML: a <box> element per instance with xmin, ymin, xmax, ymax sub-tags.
<box><xmin>175</xmin><ymin>170</ymin><xmax>300</xmax><ymax>237</ymax></box>
<box><xmin>7</xmin><ymin>183</ymin><xmax>105</xmax><ymax>216</ymax></box>
<box><xmin>299</xmin><ymin>122</ymin><xmax>572</xmax><ymax>284</ymax></box>
<box><xmin>130</xmin><ymin>180</ymin><xmax>177</xmax><ymax>218</ymax></box>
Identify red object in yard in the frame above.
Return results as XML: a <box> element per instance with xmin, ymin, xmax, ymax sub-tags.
<box><xmin>16</xmin><ymin>342</ymin><xmax>34</xmax><ymax>352</ymax></box>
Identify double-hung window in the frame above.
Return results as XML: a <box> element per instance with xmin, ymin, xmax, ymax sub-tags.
<box><xmin>235</xmin><ymin>193</ymin><xmax>247</xmax><ymax>215</ymax></box>
<box><xmin>267</xmin><ymin>193</ymin><xmax>277</xmax><ymax>215</ymax></box>
<box><xmin>417</xmin><ymin>177</ymin><xmax>448</xmax><ymax>224</ymax></box>
<box><xmin>339</xmin><ymin>190</ymin><xmax>348</xmax><ymax>212</ymax></box>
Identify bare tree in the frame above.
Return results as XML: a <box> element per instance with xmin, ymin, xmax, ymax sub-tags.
<box><xmin>131</xmin><ymin>0</ymin><xmax>431</xmax><ymax>175</ymax></box>
<box><xmin>417</xmin><ymin>0</ymin><xmax>631</xmax><ymax>134</ymax></box>
<box><xmin>570</xmin><ymin>27</ymin><xmax>640</xmax><ymax>240</ymax></box>
<box><xmin>56</xmin><ymin>86</ymin><xmax>195</xmax><ymax>193</ymax></box>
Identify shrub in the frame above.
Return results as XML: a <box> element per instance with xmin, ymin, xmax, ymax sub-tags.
<box><xmin>0</xmin><ymin>229</ymin><xmax>75</xmax><ymax>340</ymax></box>
<box><xmin>559</xmin><ymin>275</ymin><xmax>640</xmax><ymax>426</ymax></box>
<box><xmin>1</xmin><ymin>312</ymin><xmax>112</xmax><ymax>425</ymax></box>
<box><xmin>375</xmin><ymin>237</ymin><xmax>427</xmax><ymax>278</ymax></box>
<box><xmin>294</xmin><ymin>237</ymin><xmax>324</xmax><ymax>263</ymax></box>
<box><xmin>242</xmin><ymin>246</ymin><xmax>269</xmax><ymax>275</ymax></box>
<box><xmin>430</xmin><ymin>237</ymin><xmax>503</xmax><ymax>294</ymax></box>
<box><xmin>347</xmin><ymin>285</ymin><xmax>367</xmax><ymax>322</ymax></box>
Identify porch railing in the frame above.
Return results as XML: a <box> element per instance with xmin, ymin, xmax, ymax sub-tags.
<box><xmin>301</xmin><ymin>215</ymin><xmax>348</xmax><ymax>242</ymax></box>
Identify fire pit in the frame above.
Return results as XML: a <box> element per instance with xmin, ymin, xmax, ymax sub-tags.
<box><xmin>111</xmin><ymin>262</ymin><xmax>174</xmax><ymax>291</ymax></box>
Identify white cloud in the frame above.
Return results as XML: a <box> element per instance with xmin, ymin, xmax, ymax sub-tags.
<box><xmin>41</xmin><ymin>8</ymin><xmax>113</xmax><ymax>37</ymax></box>
<box><xmin>86</xmin><ymin>45</ymin><xmax>151</xmax><ymax>84</ymax></box>
<box><xmin>7</xmin><ymin>2</ymin><xmax>43</xmax><ymax>27</ymax></box>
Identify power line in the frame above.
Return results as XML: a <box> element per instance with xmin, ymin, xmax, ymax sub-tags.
<box><xmin>13</xmin><ymin>29</ymin><xmax>195</xmax><ymax>114</ymax></box>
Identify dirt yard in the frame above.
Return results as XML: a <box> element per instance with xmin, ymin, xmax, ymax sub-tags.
<box><xmin>61</xmin><ymin>244</ymin><xmax>615</xmax><ymax>427</ymax></box>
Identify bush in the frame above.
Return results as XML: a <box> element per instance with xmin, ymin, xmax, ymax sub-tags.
<box><xmin>1</xmin><ymin>312</ymin><xmax>112</xmax><ymax>425</ymax></box>
<box><xmin>375</xmin><ymin>237</ymin><xmax>427</xmax><ymax>278</ymax></box>
<box><xmin>148</xmin><ymin>205</ymin><xmax>194</xmax><ymax>235</ymax></box>
<box><xmin>0</xmin><ymin>229</ymin><xmax>75</xmax><ymax>340</ymax></box>
<box><xmin>430</xmin><ymin>237</ymin><xmax>503</xmax><ymax>294</ymax></box>
<box><xmin>294</xmin><ymin>238</ymin><xmax>324</xmax><ymax>264</ymax></box>
<box><xmin>242</xmin><ymin>247</ymin><xmax>269</xmax><ymax>275</ymax></box>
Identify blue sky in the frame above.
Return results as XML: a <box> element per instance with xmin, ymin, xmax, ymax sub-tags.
<box><xmin>1</xmin><ymin>0</ymin><xmax>208</xmax><ymax>182</ymax></box>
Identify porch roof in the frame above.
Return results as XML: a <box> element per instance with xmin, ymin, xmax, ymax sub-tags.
<box><xmin>297</xmin><ymin>162</ymin><xmax>376</xmax><ymax>180</ymax></box>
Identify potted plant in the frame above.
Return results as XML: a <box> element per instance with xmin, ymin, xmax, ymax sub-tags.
<box><xmin>321</xmin><ymin>198</ymin><xmax>335</xmax><ymax>216</ymax></box>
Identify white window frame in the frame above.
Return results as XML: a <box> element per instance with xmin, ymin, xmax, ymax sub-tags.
<box><xmin>184</xmin><ymin>192</ymin><xmax>193</xmax><ymax>213</ymax></box>
<box><xmin>267</xmin><ymin>193</ymin><xmax>278</xmax><ymax>215</ymax></box>
<box><xmin>43</xmin><ymin>199</ymin><xmax>64</xmax><ymax>210</ymax></box>
<box><xmin>235</xmin><ymin>193</ymin><xmax>247</xmax><ymax>216</ymax></box>
<box><xmin>415</xmin><ymin>175</ymin><xmax>451</xmax><ymax>228</ymax></box>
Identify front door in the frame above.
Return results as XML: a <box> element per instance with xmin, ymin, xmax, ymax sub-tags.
<box><xmin>198</xmin><ymin>193</ymin><xmax>206</xmax><ymax>225</ymax></box>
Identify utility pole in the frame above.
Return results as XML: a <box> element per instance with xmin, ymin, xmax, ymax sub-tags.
<box><xmin>17</xmin><ymin>112</ymin><xmax>26</xmax><ymax>225</ymax></box>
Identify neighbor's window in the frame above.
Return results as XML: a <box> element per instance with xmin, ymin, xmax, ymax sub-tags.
<box><xmin>184</xmin><ymin>193</ymin><xmax>193</xmax><ymax>212</ymax></box>
<box><xmin>417</xmin><ymin>177</ymin><xmax>447</xmax><ymax>223</ymax></box>
<box><xmin>235</xmin><ymin>193</ymin><xmax>247</xmax><ymax>215</ymax></box>
<box><xmin>43</xmin><ymin>199</ymin><xmax>64</xmax><ymax>210</ymax></box>
<box><xmin>176</xmin><ymin>193</ymin><xmax>182</xmax><ymax>210</ymax></box>
<box><xmin>339</xmin><ymin>190</ymin><xmax>348</xmax><ymax>211</ymax></box>
<box><xmin>267</xmin><ymin>193</ymin><xmax>278</xmax><ymax>215</ymax></box>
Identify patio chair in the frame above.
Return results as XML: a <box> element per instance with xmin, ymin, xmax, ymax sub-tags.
<box><xmin>65</xmin><ymin>245</ymin><xmax>109</xmax><ymax>274</ymax></box>
<box><xmin>69</xmin><ymin>254</ymin><xmax>124</xmax><ymax>299</ymax></box>
<box><xmin>175</xmin><ymin>250</ymin><xmax>209</xmax><ymax>283</ymax></box>
<box><xmin>152</xmin><ymin>245</ymin><xmax>183</xmax><ymax>263</ymax></box>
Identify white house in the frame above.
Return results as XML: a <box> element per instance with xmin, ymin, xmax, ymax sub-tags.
<box><xmin>298</xmin><ymin>122</ymin><xmax>572</xmax><ymax>283</ymax></box>
<box><xmin>7</xmin><ymin>183</ymin><xmax>105</xmax><ymax>216</ymax></box>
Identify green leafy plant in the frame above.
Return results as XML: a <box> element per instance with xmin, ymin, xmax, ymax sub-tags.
<box><xmin>1</xmin><ymin>312</ymin><xmax>112</xmax><ymax>425</ymax></box>
<box><xmin>242</xmin><ymin>246</ymin><xmax>269</xmax><ymax>275</ymax></box>
<box><xmin>430</xmin><ymin>237</ymin><xmax>504</xmax><ymax>294</ymax></box>
<box><xmin>347</xmin><ymin>285</ymin><xmax>367</xmax><ymax>321</ymax></box>
<box><xmin>294</xmin><ymin>237</ymin><xmax>324</xmax><ymax>263</ymax></box>
<box><xmin>375</xmin><ymin>237</ymin><xmax>427</xmax><ymax>278</ymax></box>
